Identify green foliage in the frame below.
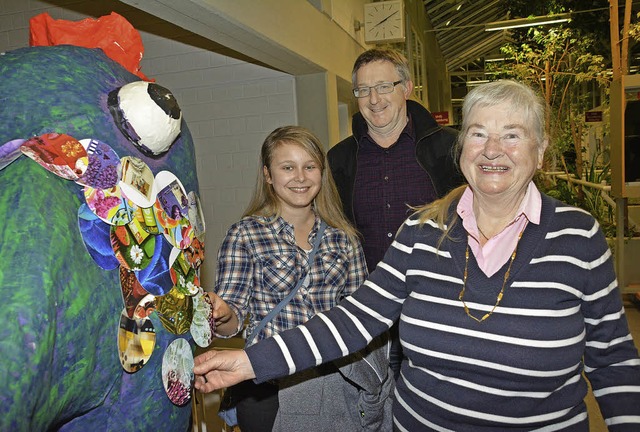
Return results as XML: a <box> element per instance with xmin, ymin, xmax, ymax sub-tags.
<box><xmin>582</xmin><ymin>159</ymin><xmax>615</xmax><ymax>234</ymax></box>
<box><xmin>500</xmin><ymin>0</ymin><xmax>615</xmax><ymax>64</ymax></box>
<box><xmin>486</xmin><ymin>18</ymin><xmax>609</xmax><ymax>174</ymax></box>
<box><xmin>489</xmin><ymin>26</ymin><xmax>608</xmax><ymax>104</ymax></box>
<box><xmin>536</xmin><ymin>153</ymin><xmax>617</xmax><ymax>237</ymax></box>
<box><xmin>499</xmin><ymin>0</ymin><xmax>639</xmax><ymax>240</ymax></box>
<box><xmin>630</xmin><ymin>12</ymin><xmax>640</xmax><ymax>42</ymax></box>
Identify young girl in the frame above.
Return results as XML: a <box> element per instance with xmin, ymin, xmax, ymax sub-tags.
<box><xmin>207</xmin><ymin>126</ymin><xmax>392</xmax><ymax>432</ymax></box>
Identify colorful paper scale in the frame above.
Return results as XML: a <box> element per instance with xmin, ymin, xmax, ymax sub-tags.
<box><xmin>17</xmin><ymin>131</ymin><xmax>209</xmax><ymax>405</ymax></box>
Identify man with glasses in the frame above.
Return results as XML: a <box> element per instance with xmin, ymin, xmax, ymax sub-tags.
<box><xmin>328</xmin><ymin>48</ymin><xmax>463</xmax><ymax>379</ymax></box>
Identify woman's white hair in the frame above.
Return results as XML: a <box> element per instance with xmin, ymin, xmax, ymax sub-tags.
<box><xmin>456</xmin><ymin>79</ymin><xmax>548</xmax><ymax>159</ymax></box>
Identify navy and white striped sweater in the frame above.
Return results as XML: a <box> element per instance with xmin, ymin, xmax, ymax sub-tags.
<box><xmin>246</xmin><ymin>194</ymin><xmax>640</xmax><ymax>431</ymax></box>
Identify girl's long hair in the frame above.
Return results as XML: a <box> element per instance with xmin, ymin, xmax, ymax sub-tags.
<box><xmin>244</xmin><ymin>125</ymin><xmax>360</xmax><ymax>246</ymax></box>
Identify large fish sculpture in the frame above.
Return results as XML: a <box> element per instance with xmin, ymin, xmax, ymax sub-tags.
<box><xmin>0</xmin><ymin>45</ymin><xmax>212</xmax><ymax>431</ymax></box>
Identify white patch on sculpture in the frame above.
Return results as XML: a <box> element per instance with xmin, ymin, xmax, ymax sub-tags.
<box><xmin>108</xmin><ymin>81</ymin><xmax>182</xmax><ymax>156</ymax></box>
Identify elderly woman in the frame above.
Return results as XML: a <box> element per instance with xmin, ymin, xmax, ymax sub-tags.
<box><xmin>194</xmin><ymin>80</ymin><xmax>640</xmax><ymax>431</ymax></box>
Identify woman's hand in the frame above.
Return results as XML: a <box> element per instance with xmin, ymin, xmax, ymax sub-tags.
<box><xmin>193</xmin><ymin>349</ymin><xmax>256</xmax><ymax>393</ymax></box>
<box><xmin>206</xmin><ymin>292</ymin><xmax>239</xmax><ymax>336</ymax></box>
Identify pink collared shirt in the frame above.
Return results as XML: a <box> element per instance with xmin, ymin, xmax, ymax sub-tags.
<box><xmin>457</xmin><ymin>182</ymin><xmax>542</xmax><ymax>277</ymax></box>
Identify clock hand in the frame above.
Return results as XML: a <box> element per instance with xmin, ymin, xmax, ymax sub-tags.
<box><xmin>373</xmin><ymin>11</ymin><xmax>398</xmax><ymax>28</ymax></box>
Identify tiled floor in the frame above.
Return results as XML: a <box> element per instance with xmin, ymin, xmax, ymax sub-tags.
<box><xmin>193</xmin><ymin>296</ymin><xmax>640</xmax><ymax>432</ymax></box>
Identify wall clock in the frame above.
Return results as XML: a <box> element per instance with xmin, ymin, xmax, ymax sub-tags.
<box><xmin>364</xmin><ymin>1</ymin><xmax>406</xmax><ymax>44</ymax></box>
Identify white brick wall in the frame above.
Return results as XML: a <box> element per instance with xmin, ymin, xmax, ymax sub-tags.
<box><xmin>142</xmin><ymin>34</ymin><xmax>297</xmax><ymax>288</ymax></box>
<box><xmin>0</xmin><ymin>0</ymin><xmax>297</xmax><ymax>288</ymax></box>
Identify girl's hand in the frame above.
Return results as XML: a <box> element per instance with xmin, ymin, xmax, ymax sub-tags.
<box><xmin>206</xmin><ymin>292</ymin><xmax>238</xmax><ymax>335</ymax></box>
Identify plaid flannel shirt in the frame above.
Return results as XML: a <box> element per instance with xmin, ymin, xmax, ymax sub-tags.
<box><xmin>214</xmin><ymin>214</ymin><xmax>368</xmax><ymax>346</ymax></box>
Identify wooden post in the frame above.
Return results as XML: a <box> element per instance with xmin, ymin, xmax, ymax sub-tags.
<box><xmin>609</xmin><ymin>0</ymin><xmax>626</xmax><ymax>289</ymax></box>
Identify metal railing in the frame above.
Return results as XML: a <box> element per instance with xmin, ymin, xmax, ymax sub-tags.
<box><xmin>542</xmin><ymin>170</ymin><xmax>617</xmax><ymax>209</ymax></box>
<box><xmin>540</xmin><ymin>170</ymin><xmax>640</xmax><ymax>293</ymax></box>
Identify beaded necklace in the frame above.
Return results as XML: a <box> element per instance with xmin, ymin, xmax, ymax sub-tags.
<box><xmin>458</xmin><ymin>228</ymin><xmax>524</xmax><ymax>323</ymax></box>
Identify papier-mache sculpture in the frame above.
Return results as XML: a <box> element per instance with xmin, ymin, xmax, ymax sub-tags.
<box><xmin>0</xmin><ymin>42</ymin><xmax>212</xmax><ymax>431</ymax></box>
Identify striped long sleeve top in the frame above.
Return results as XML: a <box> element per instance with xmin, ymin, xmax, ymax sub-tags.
<box><xmin>245</xmin><ymin>193</ymin><xmax>640</xmax><ymax>431</ymax></box>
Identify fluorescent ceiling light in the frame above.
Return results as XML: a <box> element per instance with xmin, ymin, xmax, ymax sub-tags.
<box><xmin>485</xmin><ymin>13</ymin><xmax>571</xmax><ymax>32</ymax></box>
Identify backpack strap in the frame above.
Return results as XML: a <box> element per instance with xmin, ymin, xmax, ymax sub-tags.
<box><xmin>246</xmin><ymin>220</ymin><xmax>327</xmax><ymax>344</ymax></box>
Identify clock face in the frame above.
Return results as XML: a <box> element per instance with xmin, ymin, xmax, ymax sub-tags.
<box><xmin>364</xmin><ymin>1</ymin><xmax>405</xmax><ymax>43</ymax></box>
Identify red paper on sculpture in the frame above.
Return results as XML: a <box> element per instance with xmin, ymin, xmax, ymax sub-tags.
<box><xmin>29</xmin><ymin>12</ymin><xmax>152</xmax><ymax>81</ymax></box>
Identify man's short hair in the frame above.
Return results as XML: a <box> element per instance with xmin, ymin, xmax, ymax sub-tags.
<box><xmin>351</xmin><ymin>48</ymin><xmax>411</xmax><ymax>86</ymax></box>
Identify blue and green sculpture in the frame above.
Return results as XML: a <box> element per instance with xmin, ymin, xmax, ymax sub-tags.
<box><xmin>0</xmin><ymin>45</ymin><xmax>200</xmax><ymax>431</ymax></box>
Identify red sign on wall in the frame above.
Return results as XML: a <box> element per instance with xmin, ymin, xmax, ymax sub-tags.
<box><xmin>432</xmin><ymin>111</ymin><xmax>450</xmax><ymax>125</ymax></box>
<box><xmin>585</xmin><ymin>111</ymin><xmax>603</xmax><ymax>122</ymax></box>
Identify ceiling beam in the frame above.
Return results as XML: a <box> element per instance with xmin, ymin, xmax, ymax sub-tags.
<box><xmin>447</xmin><ymin>32</ymin><xmax>508</xmax><ymax>70</ymax></box>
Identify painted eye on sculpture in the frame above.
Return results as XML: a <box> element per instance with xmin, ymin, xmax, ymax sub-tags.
<box><xmin>108</xmin><ymin>81</ymin><xmax>183</xmax><ymax>157</ymax></box>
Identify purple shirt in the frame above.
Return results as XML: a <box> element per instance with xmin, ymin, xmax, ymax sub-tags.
<box><xmin>353</xmin><ymin>116</ymin><xmax>437</xmax><ymax>271</ymax></box>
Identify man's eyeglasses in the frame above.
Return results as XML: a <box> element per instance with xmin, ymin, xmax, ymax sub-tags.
<box><xmin>352</xmin><ymin>80</ymin><xmax>403</xmax><ymax>98</ymax></box>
